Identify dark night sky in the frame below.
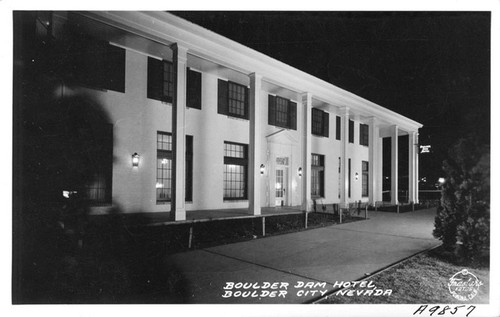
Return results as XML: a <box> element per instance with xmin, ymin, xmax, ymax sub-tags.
<box><xmin>172</xmin><ymin>11</ymin><xmax>490</xmax><ymax>182</ymax></box>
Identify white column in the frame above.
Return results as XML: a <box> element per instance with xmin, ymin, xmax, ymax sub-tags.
<box><xmin>377</xmin><ymin>138</ymin><xmax>384</xmax><ymax>202</ymax></box>
<box><xmin>301</xmin><ymin>92</ymin><xmax>312</xmax><ymax>211</ymax></box>
<box><xmin>340</xmin><ymin>107</ymin><xmax>350</xmax><ymax>208</ymax></box>
<box><xmin>248</xmin><ymin>73</ymin><xmax>262</xmax><ymax>215</ymax></box>
<box><xmin>408</xmin><ymin>131</ymin><xmax>417</xmax><ymax>203</ymax></box>
<box><xmin>368</xmin><ymin>117</ymin><xmax>380</xmax><ymax>205</ymax></box>
<box><xmin>391</xmin><ymin>125</ymin><xmax>399</xmax><ymax>205</ymax></box>
<box><xmin>170</xmin><ymin>44</ymin><xmax>187</xmax><ymax>221</ymax></box>
<box><xmin>415</xmin><ymin>132</ymin><xmax>420</xmax><ymax>203</ymax></box>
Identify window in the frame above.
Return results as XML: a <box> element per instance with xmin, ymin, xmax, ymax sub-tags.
<box><xmin>268</xmin><ymin>95</ymin><xmax>297</xmax><ymax>130</ymax></box>
<box><xmin>69</xmin><ymin>38</ymin><xmax>125</xmax><ymax>93</ymax></box>
<box><xmin>336</xmin><ymin>116</ymin><xmax>341</xmax><ymax>140</ymax></box>
<box><xmin>360</xmin><ymin>123</ymin><xmax>369</xmax><ymax>146</ymax></box>
<box><xmin>311</xmin><ymin>108</ymin><xmax>329</xmax><ymax>137</ymax></box>
<box><xmin>311</xmin><ymin>154</ymin><xmax>325</xmax><ymax>198</ymax></box>
<box><xmin>224</xmin><ymin>142</ymin><xmax>248</xmax><ymax>200</ymax></box>
<box><xmin>218</xmin><ymin>79</ymin><xmax>249</xmax><ymax>119</ymax></box>
<box><xmin>187</xmin><ymin>68</ymin><xmax>202</xmax><ymax>109</ymax></box>
<box><xmin>362</xmin><ymin>161</ymin><xmax>369</xmax><ymax>197</ymax></box>
<box><xmin>148</xmin><ymin>57</ymin><xmax>174</xmax><ymax>103</ymax></box>
<box><xmin>84</xmin><ymin>124</ymin><xmax>113</xmax><ymax>205</ymax></box>
<box><xmin>349</xmin><ymin>119</ymin><xmax>354</xmax><ymax>143</ymax></box>
<box><xmin>156</xmin><ymin>132</ymin><xmax>193</xmax><ymax>203</ymax></box>
<box><xmin>156</xmin><ymin>132</ymin><xmax>172</xmax><ymax>202</ymax></box>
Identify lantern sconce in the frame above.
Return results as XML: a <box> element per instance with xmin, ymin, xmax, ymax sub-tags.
<box><xmin>355</xmin><ymin>172</ymin><xmax>359</xmax><ymax>181</ymax></box>
<box><xmin>132</xmin><ymin>152</ymin><xmax>140</xmax><ymax>167</ymax></box>
<box><xmin>298</xmin><ymin>167</ymin><xmax>303</xmax><ymax>177</ymax></box>
<box><xmin>260</xmin><ymin>164</ymin><xmax>265</xmax><ymax>175</ymax></box>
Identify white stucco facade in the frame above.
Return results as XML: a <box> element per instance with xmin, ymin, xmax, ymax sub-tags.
<box><xmin>51</xmin><ymin>11</ymin><xmax>423</xmax><ymax>219</ymax></box>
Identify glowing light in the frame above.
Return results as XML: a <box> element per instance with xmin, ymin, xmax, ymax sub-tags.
<box><xmin>132</xmin><ymin>153</ymin><xmax>140</xmax><ymax>167</ymax></box>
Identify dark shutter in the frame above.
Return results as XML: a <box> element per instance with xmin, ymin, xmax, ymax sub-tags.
<box><xmin>185</xmin><ymin>135</ymin><xmax>193</xmax><ymax>201</ymax></box>
<box><xmin>322</xmin><ymin>111</ymin><xmax>329</xmax><ymax>137</ymax></box>
<box><xmin>217</xmin><ymin>79</ymin><xmax>228</xmax><ymax>115</ymax></box>
<box><xmin>147</xmin><ymin>57</ymin><xmax>163</xmax><ymax>101</ymax></box>
<box><xmin>289</xmin><ymin>101</ymin><xmax>297</xmax><ymax>130</ymax></box>
<box><xmin>336</xmin><ymin>116</ymin><xmax>341</xmax><ymax>140</ymax></box>
<box><xmin>244</xmin><ymin>87</ymin><xmax>250</xmax><ymax>119</ymax></box>
<box><xmin>349</xmin><ymin>119</ymin><xmax>354</xmax><ymax>143</ymax></box>
<box><xmin>268</xmin><ymin>95</ymin><xmax>276</xmax><ymax>126</ymax></box>
<box><xmin>187</xmin><ymin>68</ymin><xmax>202</xmax><ymax>109</ymax></box>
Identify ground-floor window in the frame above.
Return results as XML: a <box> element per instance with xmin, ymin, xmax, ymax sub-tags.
<box><xmin>311</xmin><ymin>153</ymin><xmax>325</xmax><ymax>198</ymax></box>
<box><xmin>362</xmin><ymin>161</ymin><xmax>369</xmax><ymax>197</ymax></box>
<box><xmin>156</xmin><ymin>132</ymin><xmax>193</xmax><ymax>203</ymax></box>
<box><xmin>156</xmin><ymin>132</ymin><xmax>172</xmax><ymax>202</ymax></box>
<box><xmin>223</xmin><ymin>141</ymin><xmax>248</xmax><ymax>200</ymax></box>
<box><xmin>84</xmin><ymin>124</ymin><xmax>113</xmax><ymax>205</ymax></box>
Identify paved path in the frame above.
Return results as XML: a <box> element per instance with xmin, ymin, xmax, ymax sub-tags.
<box><xmin>164</xmin><ymin>208</ymin><xmax>440</xmax><ymax>303</ymax></box>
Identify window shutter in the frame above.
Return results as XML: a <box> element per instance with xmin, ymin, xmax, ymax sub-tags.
<box><xmin>268</xmin><ymin>95</ymin><xmax>276</xmax><ymax>126</ymax></box>
<box><xmin>147</xmin><ymin>57</ymin><xmax>163</xmax><ymax>101</ymax></box>
<box><xmin>349</xmin><ymin>119</ymin><xmax>354</xmax><ymax>143</ymax></box>
<box><xmin>322</xmin><ymin>111</ymin><xmax>329</xmax><ymax>137</ymax></box>
<box><xmin>217</xmin><ymin>79</ymin><xmax>228</xmax><ymax>115</ymax></box>
<box><xmin>187</xmin><ymin>68</ymin><xmax>202</xmax><ymax>109</ymax></box>
<box><xmin>289</xmin><ymin>101</ymin><xmax>297</xmax><ymax>130</ymax></box>
<box><xmin>244</xmin><ymin>87</ymin><xmax>250</xmax><ymax>119</ymax></box>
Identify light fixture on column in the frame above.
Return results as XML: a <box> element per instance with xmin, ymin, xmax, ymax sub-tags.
<box><xmin>132</xmin><ymin>153</ymin><xmax>140</xmax><ymax>167</ymax></box>
<box><xmin>355</xmin><ymin>172</ymin><xmax>359</xmax><ymax>181</ymax></box>
<box><xmin>260</xmin><ymin>164</ymin><xmax>265</xmax><ymax>175</ymax></box>
<box><xmin>298</xmin><ymin>167</ymin><xmax>303</xmax><ymax>177</ymax></box>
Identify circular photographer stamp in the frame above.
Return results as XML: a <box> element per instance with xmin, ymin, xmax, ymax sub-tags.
<box><xmin>448</xmin><ymin>269</ymin><xmax>483</xmax><ymax>301</ymax></box>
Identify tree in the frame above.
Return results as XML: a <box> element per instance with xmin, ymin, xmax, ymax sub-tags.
<box><xmin>433</xmin><ymin>137</ymin><xmax>490</xmax><ymax>261</ymax></box>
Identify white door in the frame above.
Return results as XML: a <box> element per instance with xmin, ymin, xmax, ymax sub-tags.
<box><xmin>275</xmin><ymin>168</ymin><xmax>288</xmax><ymax>206</ymax></box>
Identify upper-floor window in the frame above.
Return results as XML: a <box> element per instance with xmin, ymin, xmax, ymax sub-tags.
<box><xmin>311</xmin><ymin>108</ymin><xmax>329</xmax><ymax>137</ymax></box>
<box><xmin>268</xmin><ymin>95</ymin><xmax>297</xmax><ymax>130</ymax></box>
<box><xmin>69</xmin><ymin>37</ymin><xmax>125</xmax><ymax>93</ymax></box>
<box><xmin>218</xmin><ymin>79</ymin><xmax>249</xmax><ymax>119</ymax></box>
<box><xmin>148</xmin><ymin>57</ymin><xmax>174</xmax><ymax>103</ymax></box>
<box><xmin>360</xmin><ymin>123</ymin><xmax>369</xmax><ymax>146</ymax></box>
<box><xmin>349</xmin><ymin>119</ymin><xmax>355</xmax><ymax>143</ymax></box>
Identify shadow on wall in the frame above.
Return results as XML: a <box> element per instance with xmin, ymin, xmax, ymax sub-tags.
<box><xmin>13</xmin><ymin>12</ymin><xmax>191</xmax><ymax>304</ymax></box>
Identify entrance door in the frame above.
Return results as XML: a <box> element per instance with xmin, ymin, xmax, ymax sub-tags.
<box><xmin>275</xmin><ymin>168</ymin><xmax>288</xmax><ymax>206</ymax></box>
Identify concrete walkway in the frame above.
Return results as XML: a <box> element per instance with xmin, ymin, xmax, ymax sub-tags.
<box><xmin>164</xmin><ymin>208</ymin><xmax>440</xmax><ymax>304</ymax></box>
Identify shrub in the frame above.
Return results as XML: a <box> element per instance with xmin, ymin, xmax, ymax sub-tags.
<box><xmin>433</xmin><ymin>137</ymin><xmax>490</xmax><ymax>260</ymax></box>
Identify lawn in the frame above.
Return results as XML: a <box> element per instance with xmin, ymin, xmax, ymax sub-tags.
<box><xmin>320</xmin><ymin>246</ymin><xmax>489</xmax><ymax>304</ymax></box>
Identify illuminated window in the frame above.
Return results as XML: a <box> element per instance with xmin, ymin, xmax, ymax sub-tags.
<box><xmin>223</xmin><ymin>142</ymin><xmax>248</xmax><ymax>200</ymax></box>
<box><xmin>156</xmin><ymin>132</ymin><xmax>193</xmax><ymax>203</ymax></box>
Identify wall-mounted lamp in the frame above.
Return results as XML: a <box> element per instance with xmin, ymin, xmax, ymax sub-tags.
<box><xmin>132</xmin><ymin>152</ymin><xmax>140</xmax><ymax>167</ymax></box>
<box><xmin>355</xmin><ymin>172</ymin><xmax>359</xmax><ymax>181</ymax></box>
<box><xmin>260</xmin><ymin>164</ymin><xmax>265</xmax><ymax>175</ymax></box>
<box><xmin>298</xmin><ymin>167</ymin><xmax>303</xmax><ymax>177</ymax></box>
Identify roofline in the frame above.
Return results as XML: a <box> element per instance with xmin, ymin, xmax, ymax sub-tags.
<box><xmin>84</xmin><ymin>11</ymin><xmax>423</xmax><ymax>132</ymax></box>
